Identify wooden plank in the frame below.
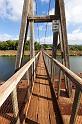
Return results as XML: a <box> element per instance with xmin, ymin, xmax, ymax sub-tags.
<box><xmin>26</xmin><ymin>95</ymin><xmax>38</xmax><ymax>122</ymax></box>
<box><xmin>46</xmin><ymin>80</ymin><xmax>56</xmax><ymax>124</ymax></box>
<box><xmin>28</xmin><ymin>15</ymin><xmax>56</xmax><ymax>23</ymax></box>
<box><xmin>25</xmin><ymin>55</ymin><xmax>41</xmax><ymax>123</ymax></box>
<box><xmin>25</xmin><ymin>53</ymin><xmax>57</xmax><ymax>124</ymax></box>
<box><xmin>38</xmin><ymin>76</ymin><xmax>50</xmax><ymax>124</ymax></box>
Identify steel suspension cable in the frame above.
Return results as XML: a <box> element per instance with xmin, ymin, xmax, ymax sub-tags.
<box><xmin>35</xmin><ymin>0</ymin><xmax>40</xmax><ymax>43</ymax></box>
<box><xmin>44</xmin><ymin>0</ymin><xmax>52</xmax><ymax>44</ymax></box>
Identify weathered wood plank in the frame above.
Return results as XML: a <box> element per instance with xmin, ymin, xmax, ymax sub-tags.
<box><xmin>26</xmin><ymin>53</ymin><xmax>56</xmax><ymax>124</ymax></box>
<box><xmin>46</xmin><ymin>80</ymin><xmax>56</xmax><ymax>124</ymax></box>
<box><xmin>28</xmin><ymin>15</ymin><xmax>56</xmax><ymax>23</ymax></box>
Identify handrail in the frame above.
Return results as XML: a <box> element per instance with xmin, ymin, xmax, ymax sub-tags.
<box><xmin>0</xmin><ymin>52</ymin><xmax>40</xmax><ymax>107</ymax></box>
<box><xmin>43</xmin><ymin>51</ymin><xmax>82</xmax><ymax>92</ymax></box>
<box><xmin>43</xmin><ymin>51</ymin><xmax>82</xmax><ymax>124</ymax></box>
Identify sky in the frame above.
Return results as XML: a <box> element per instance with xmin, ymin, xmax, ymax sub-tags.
<box><xmin>0</xmin><ymin>0</ymin><xmax>82</xmax><ymax>45</ymax></box>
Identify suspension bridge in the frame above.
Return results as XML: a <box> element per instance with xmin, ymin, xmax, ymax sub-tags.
<box><xmin>0</xmin><ymin>0</ymin><xmax>82</xmax><ymax>124</ymax></box>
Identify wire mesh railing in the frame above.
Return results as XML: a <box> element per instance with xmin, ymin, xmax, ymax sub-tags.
<box><xmin>0</xmin><ymin>52</ymin><xmax>40</xmax><ymax>124</ymax></box>
<box><xmin>43</xmin><ymin>51</ymin><xmax>82</xmax><ymax>124</ymax></box>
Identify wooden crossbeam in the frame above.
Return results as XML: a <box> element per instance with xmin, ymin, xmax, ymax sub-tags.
<box><xmin>28</xmin><ymin>15</ymin><xmax>56</xmax><ymax>23</ymax></box>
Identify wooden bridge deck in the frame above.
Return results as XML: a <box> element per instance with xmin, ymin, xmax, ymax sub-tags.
<box><xmin>25</xmin><ymin>53</ymin><xmax>62</xmax><ymax>124</ymax></box>
<box><xmin>1</xmin><ymin>53</ymin><xmax>82</xmax><ymax>124</ymax></box>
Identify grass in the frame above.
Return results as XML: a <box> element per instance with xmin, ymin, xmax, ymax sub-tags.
<box><xmin>45</xmin><ymin>50</ymin><xmax>82</xmax><ymax>56</ymax></box>
<box><xmin>0</xmin><ymin>50</ymin><xmax>30</xmax><ymax>56</ymax></box>
<box><xmin>0</xmin><ymin>50</ymin><xmax>82</xmax><ymax>56</ymax></box>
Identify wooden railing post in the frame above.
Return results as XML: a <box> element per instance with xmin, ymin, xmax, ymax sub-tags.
<box><xmin>57</xmin><ymin>69</ymin><xmax>62</xmax><ymax>98</ymax></box>
<box><xmin>29</xmin><ymin>0</ymin><xmax>35</xmax><ymax>86</ymax></box>
<box><xmin>70</xmin><ymin>88</ymin><xmax>81</xmax><ymax>124</ymax></box>
<box><xmin>27</xmin><ymin>69</ymin><xmax>31</xmax><ymax>100</ymax></box>
<box><xmin>25</xmin><ymin>69</ymin><xmax>30</xmax><ymax>99</ymax></box>
<box><xmin>11</xmin><ymin>88</ymin><xmax>20</xmax><ymax>124</ymax></box>
<box><xmin>51</xmin><ymin>58</ymin><xmax>54</xmax><ymax>83</ymax></box>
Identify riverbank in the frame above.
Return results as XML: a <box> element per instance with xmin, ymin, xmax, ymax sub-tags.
<box><xmin>0</xmin><ymin>50</ymin><xmax>30</xmax><ymax>56</ymax></box>
<box><xmin>0</xmin><ymin>50</ymin><xmax>82</xmax><ymax>56</ymax></box>
<box><xmin>46</xmin><ymin>50</ymin><xmax>82</xmax><ymax>56</ymax></box>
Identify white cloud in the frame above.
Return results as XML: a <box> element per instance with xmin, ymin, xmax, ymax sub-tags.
<box><xmin>65</xmin><ymin>0</ymin><xmax>82</xmax><ymax>24</ymax></box>
<box><xmin>0</xmin><ymin>0</ymin><xmax>24</xmax><ymax>21</ymax></box>
<box><xmin>0</xmin><ymin>0</ymin><xmax>36</xmax><ymax>21</ymax></box>
<box><xmin>64</xmin><ymin>0</ymin><xmax>82</xmax><ymax>44</ymax></box>
<box><xmin>49</xmin><ymin>8</ymin><xmax>54</xmax><ymax>15</ymax></box>
<box><xmin>68</xmin><ymin>29</ymin><xmax>82</xmax><ymax>45</ymax></box>
<box><xmin>36</xmin><ymin>28</ymin><xmax>82</xmax><ymax>45</ymax></box>
<box><xmin>47</xmin><ymin>1</ymin><xmax>82</xmax><ymax>45</ymax></box>
<box><xmin>37</xmin><ymin>35</ymin><xmax>53</xmax><ymax>44</ymax></box>
<box><xmin>49</xmin><ymin>0</ymin><xmax>82</xmax><ymax>25</ymax></box>
<box><xmin>0</xmin><ymin>33</ymin><xmax>18</xmax><ymax>41</ymax></box>
<box><xmin>0</xmin><ymin>33</ymin><xmax>30</xmax><ymax>42</ymax></box>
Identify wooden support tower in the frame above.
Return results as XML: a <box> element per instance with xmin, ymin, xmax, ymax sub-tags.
<box><xmin>0</xmin><ymin>0</ymin><xmax>82</xmax><ymax>124</ymax></box>
<box><xmin>29</xmin><ymin>0</ymin><xmax>35</xmax><ymax>59</ymax></box>
<box><xmin>15</xmin><ymin>0</ymin><xmax>30</xmax><ymax>70</ymax></box>
<box><xmin>12</xmin><ymin>0</ymin><xmax>71</xmax><ymax>122</ymax></box>
<box><xmin>28</xmin><ymin>15</ymin><xmax>56</xmax><ymax>23</ymax></box>
<box><xmin>14</xmin><ymin>0</ymin><xmax>71</xmax><ymax>99</ymax></box>
<box><xmin>52</xmin><ymin>0</ymin><xmax>72</xmax><ymax>97</ymax></box>
<box><xmin>29</xmin><ymin>0</ymin><xmax>35</xmax><ymax>84</ymax></box>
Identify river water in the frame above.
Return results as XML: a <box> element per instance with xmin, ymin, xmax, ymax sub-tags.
<box><xmin>0</xmin><ymin>56</ymin><xmax>82</xmax><ymax>81</ymax></box>
<box><xmin>0</xmin><ymin>56</ymin><xmax>29</xmax><ymax>81</ymax></box>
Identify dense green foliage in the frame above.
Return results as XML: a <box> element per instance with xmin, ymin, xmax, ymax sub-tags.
<box><xmin>43</xmin><ymin>44</ymin><xmax>52</xmax><ymax>50</ymax></box>
<box><xmin>43</xmin><ymin>44</ymin><xmax>82</xmax><ymax>51</ymax></box>
<box><xmin>0</xmin><ymin>40</ymin><xmax>18</xmax><ymax>50</ymax></box>
<box><xmin>0</xmin><ymin>40</ymin><xmax>82</xmax><ymax>51</ymax></box>
<box><xmin>0</xmin><ymin>40</ymin><xmax>41</xmax><ymax>50</ymax></box>
<box><xmin>69</xmin><ymin>45</ymin><xmax>82</xmax><ymax>51</ymax></box>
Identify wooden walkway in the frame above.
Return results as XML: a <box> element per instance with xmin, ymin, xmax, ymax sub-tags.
<box><xmin>1</xmin><ymin>52</ymin><xmax>82</xmax><ymax>124</ymax></box>
<box><xmin>0</xmin><ymin>52</ymin><xmax>62</xmax><ymax>124</ymax></box>
<box><xmin>25</xmin><ymin>53</ymin><xmax>62</xmax><ymax>124</ymax></box>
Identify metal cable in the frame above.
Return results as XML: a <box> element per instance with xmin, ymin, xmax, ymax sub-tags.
<box><xmin>44</xmin><ymin>0</ymin><xmax>52</xmax><ymax>44</ymax></box>
<box><xmin>35</xmin><ymin>0</ymin><xmax>40</xmax><ymax>43</ymax></box>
